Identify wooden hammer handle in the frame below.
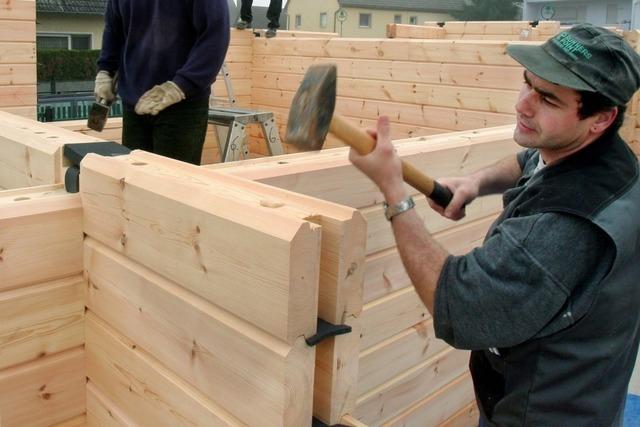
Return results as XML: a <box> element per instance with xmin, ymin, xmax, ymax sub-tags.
<box><xmin>329</xmin><ymin>115</ymin><xmax>453</xmax><ymax>207</ymax></box>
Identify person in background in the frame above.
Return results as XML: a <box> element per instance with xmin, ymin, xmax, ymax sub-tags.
<box><xmin>349</xmin><ymin>24</ymin><xmax>640</xmax><ymax>426</ymax></box>
<box><xmin>94</xmin><ymin>0</ymin><xmax>230</xmax><ymax>165</ymax></box>
<box><xmin>236</xmin><ymin>0</ymin><xmax>282</xmax><ymax>38</ymax></box>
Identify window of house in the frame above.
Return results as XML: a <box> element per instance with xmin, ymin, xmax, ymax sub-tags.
<box><xmin>37</xmin><ymin>34</ymin><xmax>91</xmax><ymax>50</ymax></box>
<box><xmin>359</xmin><ymin>13</ymin><xmax>372</xmax><ymax>28</ymax></box>
<box><xmin>409</xmin><ymin>16</ymin><xmax>418</xmax><ymax>25</ymax></box>
<box><xmin>295</xmin><ymin>14</ymin><xmax>302</xmax><ymax>28</ymax></box>
<box><xmin>394</xmin><ymin>14</ymin><xmax>402</xmax><ymax>24</ymax></box>
<box><xmin>320</xmin><ymin>12</ymin><xmax>328</xmax><ymax>28</ymax></box>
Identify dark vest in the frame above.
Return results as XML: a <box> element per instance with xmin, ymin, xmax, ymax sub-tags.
<box><xmin>474</xmin><ymin>134</ymin><xmax>640</xmax><ymax>426</ymax></box>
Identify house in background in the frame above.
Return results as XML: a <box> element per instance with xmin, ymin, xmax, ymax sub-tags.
<box><xmin>36</xmin><ymin>0</ymin><xmax>106</xmax><ymax>50</ymax></box>
<box><xmin>35</xmin><ymin>0</ymin><xmax>239</xmax><ymax>51</ymax></box>
<box><xmin>285</xmin><ymin>0</ymin><xmax>463</xmax><ymax>37</ymax></box>
<box><xmin>522</xmin><ymin>0</ymin><xmax>637</xmax><ymax>30</ymax></box>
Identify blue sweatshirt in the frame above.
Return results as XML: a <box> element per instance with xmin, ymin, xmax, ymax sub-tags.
<box><xmin>97</xmin><ymin>0</ymin><xmax>230</xmax><ymax>108</ymax></box>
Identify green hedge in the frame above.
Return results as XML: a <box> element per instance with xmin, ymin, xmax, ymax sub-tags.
<box><xmin>37</xmin><ymin>49</ymin><xmax>101</xmax><ymax>81</ymax></box>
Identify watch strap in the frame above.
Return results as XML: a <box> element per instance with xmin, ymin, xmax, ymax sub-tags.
<box><xmin>383</xmin><ymin>196</ymin><xmax>415</xmax><ymax>221</ymax></box>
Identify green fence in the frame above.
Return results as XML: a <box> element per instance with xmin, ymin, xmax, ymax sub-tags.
<box><xmin>37</xmin><ymin>94</ymin><xmax>123</xmax><ymax>122</ymax></box>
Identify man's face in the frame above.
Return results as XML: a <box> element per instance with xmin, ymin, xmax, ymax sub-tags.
<box><xmin>513</xmin><ymin>71</ymin><xmax>597</xmax><ymax>163</ymax></box>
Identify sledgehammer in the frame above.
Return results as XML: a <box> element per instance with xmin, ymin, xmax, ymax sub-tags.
<box><xmin>285</xmin><ymin>64</ymin><xmax>453</xmax><ymax>208</ymax></box>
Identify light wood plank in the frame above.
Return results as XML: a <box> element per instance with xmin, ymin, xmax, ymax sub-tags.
<box><xmin>0</xmin><ymin>84</ymin><xmax>35</xmax><ymax>107</ymax></box>
<box><xmin>0</xmin><ymin>0</ymin><xmax>35</xmax><ymax>21</ymax></box>
<box><xmin>0</xmin><ymin>111</ymin><xmax>103</xmax><ymax>188</ymax></box>
<box><xmin>0</xmin><ymin>105</ymin><xmax>36</xmax><ymax>119</ymax></box>
<box><xmin>0</xmin><ymin>347</ymin><xmax>85</xmax><ymax>427</ymax></box>
<box><xmin>0</xmin><ymin>41</ymin><xmax>35</xmax><ymax>64</ymax></box>
<box><xmin>360</xmin><ymin>287</ymin><xmax>429</xmax><ymax>351</ymax></box>
<box><xmin>251</xmin><ymin>87</ymin><xmax>515</xmax><ymax>131</ymax></box>
<box><xmin>387</xmin><ymin>24</ymin><xmax>445</xmax><ymax>39</ymax></box>
<box><xmin>229</xmin><ymin>28</ymin><xmax>253</xmax><ymax>46</ymax></box>
<box><xmin>251</xmin><ymin>56</ymin><xmax>525</xmax><ymax>90</ymax></box>
<box><xmin>85</xmin><ymin>313</ymin><xmax>244</xmax><ymax>427</ymax></box>
<box><xmin>314</xmin><ymin>315</ymin><xmax>361</xmax><ymax>425</ymax></box>
<box><xmin>0</xmin><ymin>275</ymin><xmax>84</xmax><ymax>370</ymax></box>
<box><xmin>86</xmin><ymin>381</ymin><xmax>134</xmax><ymax>427</ymax></box>
<box><xmin>341</xmin><ymin>414</ymin><xmax>369</xmax><ymax>427</ymax></box>
<box><xmin>362</xmin><ymin>194</ymin><xmax>502</xmax><ymax>256</ymax></box>
<box><xmin>252</xmin><ymin>38</ymin><xmax>523</xmax><ymax>66</ymax></box>
<box><xmin>0</xmin><ymin>19</ymin><xmax>35</xmax><ymax>42</ymax></box>
<box><xmin>0</xmin><ymin>64</ymin><xmax>36</xmax><ymax>85</ymax></box>
<box><xmin>0</xmin><ymin>193</ymin><xmax>83</xmax><ymax>291</ymax></box>
<box><xmin>383</xmin><ymin>373</ymin><xmax>475</xmax><ymax>427</ymax></box>
<box><xmin>108</xmin><ymin>150</ymin><xmax>366</xmax><ymax>423</ymax></box>
<box><xmin>81</xmin><ymin>153</ymin><xmax>320</xmax><ymax>343</ymax></box>
<box><xmin>358</xmin><ymin>320</ymin><xmax>451</xmax><ymax>396</ymax></box>
<box><xmin>84</xmin><ymin>238</ymin><xmax>315</xmax><ymax>426</ymax></box>
<box><xmin>226</xmin><ymin>45</ymin><xmax>252</xmax><ymax>63</ymax></box>
<box><xmin>354</xmin><ymin>348</ymin><xmax>469</xmax><ymax>425</ymax></box>
<box><xmin>251</xmin><ymin>71</ymin><xmax>519</xmax><ymax>114</ymax></box>
<box><xmin>363</xmin><ymin>214</ymin><xmax>499</xmax><ymax>303</ymax></box>
<box><xmin>211</xmin><ymin>125</ymin><xmax>520</xmax><ymax>209</ymax></box>
<box><xmin>51</xmin><ymin>414</ymin><xmax>87</xmax><ymax>427</ymax></box>
<box><xmin>120</xmin><ymin>149</ymin><xmax>366</xmax><ymax>323</ymax></box>
<box><xmin>439</xmin><ymin>401</ymin><xmax>480</xmax><ymax>427</ymax></box>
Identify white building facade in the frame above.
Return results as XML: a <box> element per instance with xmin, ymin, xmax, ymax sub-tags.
<box><xmin>522</xmin><ymin>0</ymin><xmax>640</xmax><ymax>30</ymax></box>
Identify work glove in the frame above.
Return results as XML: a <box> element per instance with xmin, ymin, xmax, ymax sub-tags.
<box><xmin>94</xmin><ymin>70</ymin><xmax>116</xmax><ymax>104</ymax></box>
<box><xmin>134</xmin><ymin>81</ymin><xmax>185</xmax><ymax>116</ymax></box>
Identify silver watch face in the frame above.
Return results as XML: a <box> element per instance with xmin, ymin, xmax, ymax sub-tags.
<box><xmin>384</xmin><ymin>196</ymin><xmax>415</xmax><ymax>220</ymax></box>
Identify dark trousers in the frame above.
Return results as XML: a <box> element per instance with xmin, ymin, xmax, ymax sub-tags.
<box><xmin>122</xmin><ymin>97</ymin><xmax>209</xmax><ymax>165</ymax></box>
<box><xmin>240</xmin><ymin>0</ymin><xmax>282</xmax><ymax>29</ymax></box>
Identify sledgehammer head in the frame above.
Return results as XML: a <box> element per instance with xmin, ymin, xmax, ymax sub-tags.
<box><xmin>285</xmin><ymin>64</ymin><xmax>337</xmax><ymax>151</ymax></box>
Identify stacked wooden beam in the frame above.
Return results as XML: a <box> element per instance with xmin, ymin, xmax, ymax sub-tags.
<box><xmin>80</xmin><ymin>149</ymin><xmax>366</xmax><ymax>425</ymax></box>
<box><xmin>0</xmin><ymin>111</ymin><xmax>113</xmax><ymax>426</ymax></box>
<box><xmin>0</xmin><ymin>111</ymin><xmax>102</xmax><ymax>190</ymax></box>
<box><xmin>0</xmin><ymin>184</ymin><xmax>85</xmax><ymax>426</ymax></box>
<box><xmin>386</xmin><ymin>21</ymin><xmax>562</xmax><ymax>41</ymax></box>
<box><xmin>212</xmin><ymin>28</ymin><xmax>253</xmax><ymax>107</ymax></box>
<box><xmin>249</xmin><ymin>36</ymin><xmax>524</xmax><ymax>154</ymax></box>
<box><xmin>0</xmin><ymin>0</ymin><xmax>37</xmax><ymax>119</ymax></box>
<box><xmin>210</xmin><ymin>124</ymin><xmax>522</xmax><ymax>425</ymax></box>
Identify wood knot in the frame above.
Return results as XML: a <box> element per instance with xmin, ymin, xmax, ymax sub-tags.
<box><xmin>345</xmin><ymin>262</ymin><xmax>358</xmax><ymax>278</ymax></box>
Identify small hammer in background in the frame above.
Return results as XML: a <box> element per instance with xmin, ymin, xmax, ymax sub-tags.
<box><xmin>285</xmin><ymin>64</ymin><xmax>453</xmax><ymax>208</ymax></box>
<box><xmin>87</xmin><ymin>72</ymin><xmax>118</xmax><ymax>132</ymax></box>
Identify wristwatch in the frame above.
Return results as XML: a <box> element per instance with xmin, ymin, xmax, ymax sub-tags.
<box><xmin>383</xmin><ymin>196</ymin><xmax>415</xmax><ymax>221</ymax></box>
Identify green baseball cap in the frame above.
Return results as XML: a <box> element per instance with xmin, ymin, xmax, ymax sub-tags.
<box><xmin>507</xmin><ymin>23</ymin><xmax>640</xmax><ymax>105</ymax></box>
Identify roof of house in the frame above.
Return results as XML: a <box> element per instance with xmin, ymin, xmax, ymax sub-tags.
<box><xmin>36</xmin><ymin>0</ymin><xmax>107</xmax><ymax>14</ymax></box>
<box><xmin>37</xmin><ymin>0</ymin><xmax>238</xmax><ymax>16</ymax></box>
<box><xmin>338</xmin><ymin>0</ymin><xmax>464</xmax><ymax>12</ymax></box>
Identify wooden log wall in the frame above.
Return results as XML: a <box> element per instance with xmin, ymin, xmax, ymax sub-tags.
<box><xmin>0</xmin><ymin>184</ymin><xmax>85</xmax><ymax>426</ymax></box>
<box><xmin>408</xmin><ymin>20</ymin><xmax>562</xmax><ymax>41</ymax></box>
<box><xmin>25</xmin><ymin>22</ymin><xmax>640</xmax><ymax>165</ymax></box>
<box><xmin>0</xmin><ymin>0</ymin><xmax>37</xmax><ymax>119</ymax></box>
<box><xmin>0</xmin><ymin>112</ymin><xmax>109</xmax><ymax>426</ymax></box>
<box><xmin>209</xmin><ymin>124</ymin><xmax>522</xmax><ymax>425</ymax></box>
<box><xmin>248</xmin><ymin>36</ymin><xmax>524</xmax><ymax>155</ymax></box>
<box><xmin>0</xmin><ymin>111</ymin><xmax>102</xmax><ymax>190</ymax></box>
<box><xmin>0</xmin><ymin>124</ymin><xmax>86</xmax><ymax>427</ymax></box>
<box><xmin>80</xmin><ymin>150</ymin><xmax>367</xmax><ymax>425</ymax></box>
<box><xmin>53</xmin><ymin>23</ymin><xmax>639</xmax><ymax>164</ymax></box>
